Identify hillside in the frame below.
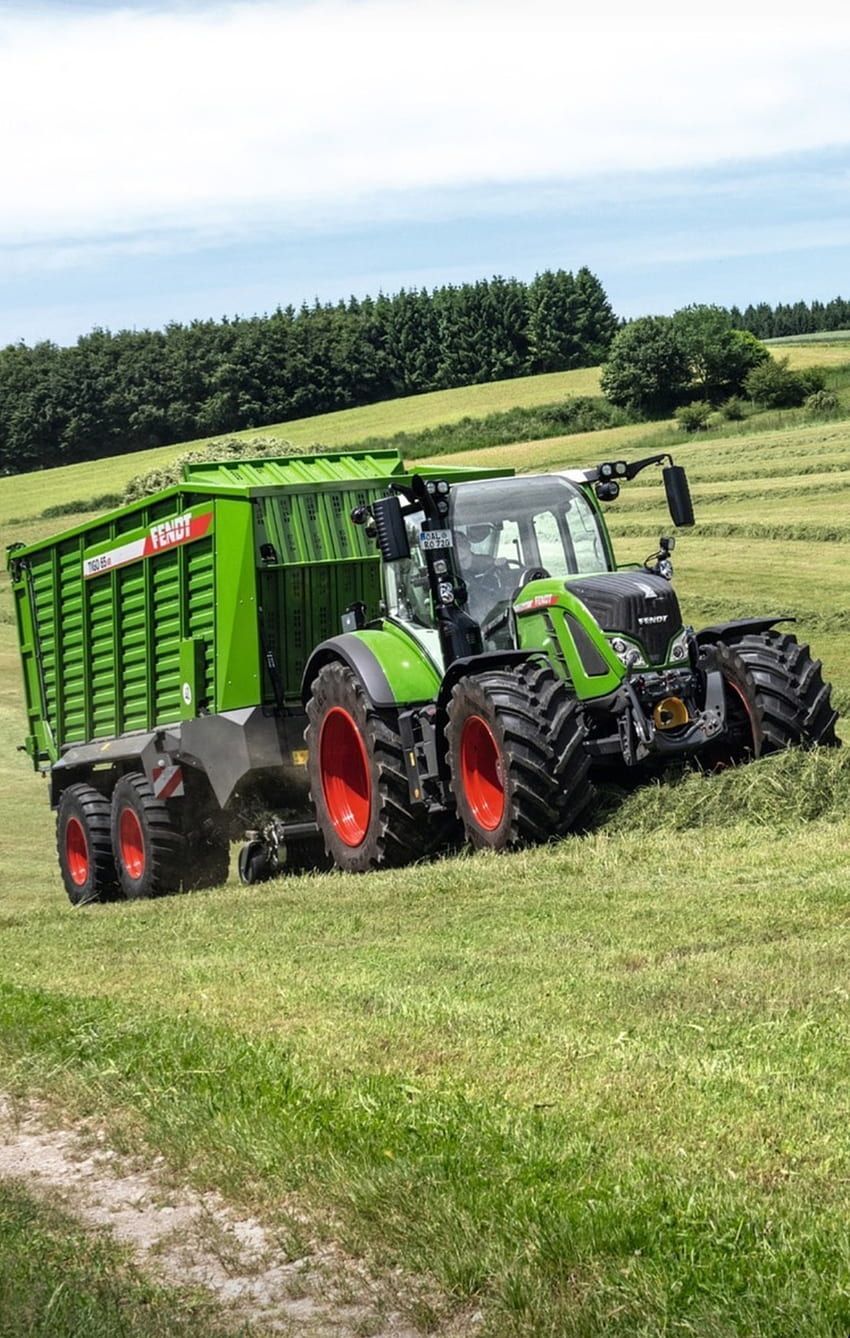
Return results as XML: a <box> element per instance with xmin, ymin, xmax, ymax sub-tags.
<box><xmin>2</xmin><ymin>346</ymin><xmax>850</xmax><ymax>1335</ymax></box>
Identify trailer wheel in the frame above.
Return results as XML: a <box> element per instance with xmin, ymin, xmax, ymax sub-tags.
<box><xmin>56</xmin><ymin>783</ymin><xmax>119</xmax><ymax>907</ymax></box>
<box><xmin>723</xmin><ymin>630</ymin><xmax>840</xmax><ymax>751</ymax></box>
<box><xmin>110</xmin><ymin>772</ymin><xmax>184</xmax><ymax>898</ymax></box>
<box><xmin>306</xmin><ymin>661</ymin><xmax>446</xmax><ymax>873</ymax></box>
<box><xmin>446</xmin><ymin>661</ymin><xmax>592</xmax><ymax>851</ymax></box>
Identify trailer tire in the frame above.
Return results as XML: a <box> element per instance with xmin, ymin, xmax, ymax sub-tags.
<box><xmin>306</xmin><ymin>661</ymin><xmax>447</xmax><ymax>873</ymax></box>
<box><xmin>446</xmin><ymin>661</ymin><xmax>592</xmax><ymax>851</ymax></box>
<box><xmin>722</xmin><ymin>630</ymin><xmax>840</xmax><ymax>752</ymax></box>
<box><xmin>56</xmin><ymin>783</ymin><xmax>119</xmax><ymax>907</ymax></box>
<box><xmin>111</xmin><ymin>772</ymin><xmax>184</xmax><ymax>899</ymax></box>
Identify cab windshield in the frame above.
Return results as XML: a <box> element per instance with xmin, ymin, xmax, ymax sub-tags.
<box><xmin>449</xmin><ymin>475</ymin><xmax>611</xmax><ymax>630</ymax></box>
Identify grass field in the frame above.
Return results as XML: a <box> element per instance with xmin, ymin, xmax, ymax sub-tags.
<box><xmin>2</xmin><ymin>345</ymin><xmax>850</xmax><ymax>1335</ymax></box>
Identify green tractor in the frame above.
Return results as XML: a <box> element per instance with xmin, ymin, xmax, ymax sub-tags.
<box><xmin>8</xmin><ymin>447</ymin><xmax>838</xmax><ymax>900</ymax></box>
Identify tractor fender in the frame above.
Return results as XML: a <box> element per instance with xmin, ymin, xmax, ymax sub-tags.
<box><xmin>695</xmin><ymin>615</ymin><xmax>795</xmax><ymax>646</ymax></box>
<box><xmin>301</xmin><ymin>626</ymin><xmax>442</xmax><ymax>709</ymax></box>
<box><xmin>435</xmin><ymin>650</ymin><xmax>540</xmax><ymax>717</ymax></box>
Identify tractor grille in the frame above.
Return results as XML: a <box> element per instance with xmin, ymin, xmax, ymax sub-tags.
<box><xmin>565</xmin><ymin>572</ymin><xmax>682</xmax><ymax>665</ymax></box>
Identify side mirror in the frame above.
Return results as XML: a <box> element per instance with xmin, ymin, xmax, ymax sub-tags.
<box><xmin>663</xmin><ymin>464</ymin><xmax>694</xmax><ymax>528</ymax></box>
<box><xmin>370</xmin><ymin>495</ymin><xmax>410</xmax><ymax>562</ymax></box>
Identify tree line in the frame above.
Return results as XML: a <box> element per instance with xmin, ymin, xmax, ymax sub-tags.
<box><xmin>731</xmin><ymin>296</ymin><xmax>850</xmax><ymax>340</ymax></box>
<box><xmin>0</xmin><ymin>269</ymin><xmax>617</xmax><ymax>474</ymax></box>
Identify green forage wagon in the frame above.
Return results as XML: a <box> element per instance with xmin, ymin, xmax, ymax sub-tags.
<box><xmin>8</xmin><ymin>447</ymin><xmax>838</xmax><ymax>902</ymax></box>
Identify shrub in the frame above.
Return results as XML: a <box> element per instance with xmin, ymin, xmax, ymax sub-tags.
<box><xmin>671</xmin><ymin>306</ymin><xmax>769</xmax><ymax>399</ymax></box>
<box><xmin>676</xmin><ymin>401</ymin><xmax>713</xmax><ymax>433</ymax></box>
<box><xmin>804</xmin><ymin>389</ymin><xmax>840</xmax><ymax>417</ymax></box>
<box><xmin>744</xmin><ymin>356</ymin><xmax>810</xmax><ymax>409</ymax></box>
<box><xmin>721</xmin><ymin>396</ymin><xmax>747</xmax><ymax>421</ymax></box>
<box><xmin>600</xmin><ymin>317</ymin><xmax>691</xmax><ymax>416</ymax></box>
<box><xmin>798</xmin><ymin>368</ymin><xmax>827</xmax><ymax>396</ymax></box>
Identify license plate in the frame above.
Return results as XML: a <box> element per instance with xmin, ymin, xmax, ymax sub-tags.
<box><xmin>419</xmin><ymin>529</ymin><xmax>453</xmax><ymax>550</ymax></box>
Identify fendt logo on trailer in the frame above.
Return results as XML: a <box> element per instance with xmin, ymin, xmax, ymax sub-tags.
<box><xmin>83</xmin><ymin>509</ymin><xmax>213</xmax><ymax>579</ymax></box>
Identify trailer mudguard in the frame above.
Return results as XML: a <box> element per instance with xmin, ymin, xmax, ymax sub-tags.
<box><xmin>695</xmin><ymin>615</ymin><xmax>794</xmax><ymax>645</ymax></box>
<box><xmin>301</xmin><ymin>624</ymin><xmax>442</xmax><ymax>708</ymax></box>
<box><xmin>48</xmin><ymin>731</ymin><xmax>168</xmax><ymax>807</ymax></box>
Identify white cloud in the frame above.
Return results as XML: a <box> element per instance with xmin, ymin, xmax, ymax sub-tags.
<box><xmin>1</xmin><ymin>0</ymin><xmax>849</xmax><ymax>248</ymax></box>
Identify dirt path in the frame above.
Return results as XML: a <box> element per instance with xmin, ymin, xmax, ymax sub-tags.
<box><xmin>0</xmin><ymin>1095</ymin><xmax>425</xmax><ymax>1336</ymax></box>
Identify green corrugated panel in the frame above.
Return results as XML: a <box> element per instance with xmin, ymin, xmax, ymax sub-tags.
<box><xmin>260</xmin><ymin>557</ymin><xmax>382</xmax><ymax>704</ymax></box>
<box><xmin>186</xmin><ymin>538</ymin><xmax>216</xmax><ymax>711</ymax></box>
<box><xmin>182</xmin><ymin>448</ymin><xmax>408</xmax><ymax>491</ymax></box>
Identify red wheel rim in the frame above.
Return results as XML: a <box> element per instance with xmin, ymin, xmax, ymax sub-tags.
<box><xmin>65</xmin><ymin>817</ymin><xmax>89</xmax><ymax>886</ymax></box>
<box><xmin>727</xmin><ymin>678</ymin><xmax>756</xmax><ymax>745</ymax></box>
<box><xmin>119</xmin><ymin>807</ymin><xmax>146</xmax><ymax>879</ymax></box>
<box><xmin>460</xmin><ymin>715</ymin><xmax>505</xmax><ymax>831</ymax></box>
<box><xmin>319</xmin><ymin>708</ymin><xmax>372</xmax><ymax>847</ymax></box>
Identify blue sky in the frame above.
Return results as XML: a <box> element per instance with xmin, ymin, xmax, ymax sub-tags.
<box><xmin>1</xmin><ymin>1</ymin><xmax>849</xmax><ymax>345</ymax></box>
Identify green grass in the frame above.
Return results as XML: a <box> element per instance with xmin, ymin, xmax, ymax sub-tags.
<box><xmin>767</xmin><ymin>331</ymin><xmax>850</xmax><ymax>345</ymax></box>
<box><xmin>2</xmin><ymin>347</ymin><xmax>850</xmax><ymax>1334</ymax></box>
<box><xmin>0</xmin><ymin>1180</ymin><xmax>239</xmax><ymax>1337</ymax></box>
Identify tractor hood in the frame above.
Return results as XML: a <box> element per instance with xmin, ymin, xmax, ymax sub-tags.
<box><xmin>565</xmin><ymin>571</ymin><xmax>684</xmax><ymax>666</ymax></box>
<box><xmin>513</xmin><ymin>571</ymin><xmax>686</xmax><ymax>680</ymax></box>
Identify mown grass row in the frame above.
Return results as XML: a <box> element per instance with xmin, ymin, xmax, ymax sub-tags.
<box><xmin>610</xmin><ymin>519</ymin><xmax>850</xmax><ymax>543</ymax></box>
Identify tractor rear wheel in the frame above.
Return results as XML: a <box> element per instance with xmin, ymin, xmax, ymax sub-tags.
<box><xmin>722</xmin><ymin>630</ymin><xmax>839</xmax><ymax>752</ymax></box>
<box><xmin>110</xmin><ymin>772</ymin><xmax>184</xmax><ymax>899</ymax></box>
<box><xmin>446</xmin><ymin>662</ymin><xmax>592</xmax><ymax>851</ymax></box>
<box><xmin>306</xmin><ymin>661</ymin><xmax>447</xmax><ymax>873</ymax></box>
<box><xmin>56</xmin><ymin>783</ymin><xmax>119</xmax><ymax>907</ymax></box>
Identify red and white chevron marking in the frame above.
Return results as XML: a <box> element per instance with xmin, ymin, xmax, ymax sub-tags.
<box><xmin>151</xmin><ymin>762</ymin><xmax>184</xmax><ymax>800</ymax></box>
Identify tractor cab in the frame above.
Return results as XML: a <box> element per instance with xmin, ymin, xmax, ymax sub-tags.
<box><xmin>384</xmin><ymin>474</ymin><xmax>613</xmax><ymax>656</ymax></box>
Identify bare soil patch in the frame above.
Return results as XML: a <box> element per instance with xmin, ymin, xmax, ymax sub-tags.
<box><xmin>0</xmin><ymin>1096</ymin><xmax>429</xmax><ymax>1336</ymax></box>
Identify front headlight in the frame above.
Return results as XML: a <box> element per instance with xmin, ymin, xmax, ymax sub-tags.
<box><xmin>610</xmin><ymin>636</ymin><xmax>647</xmax><ymax>670</ymax></box>
<box><xmin>667</xmin><ymin>628</ymin><xmax>690</xmax><ymax>664</ymax></box>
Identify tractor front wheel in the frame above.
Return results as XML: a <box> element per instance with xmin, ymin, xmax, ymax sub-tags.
<box><xmin>700</xmin><ymin>642</ymin><xmax>764</xmax><ymax>768</ymax></box>
<box><xmin>720</xmin><ymin>630</ymin><xmax>839</xmax><ymax>752</ymax></box>
<box><xmin>446</xmin><ymin>662</ymin><xmax>592</xmax><ymax>851</ymax></box>
<box><xmin>306</xmin><ymin>661</ymin><xmax>447</xmax><ymax>873</ymax></box>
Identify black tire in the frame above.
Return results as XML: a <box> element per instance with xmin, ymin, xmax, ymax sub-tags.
<box><xmin>445</xmin><ymin>661</ymin><xmax>592</xmax><ymax>851</ymax></box>
<box><xmin>699</xmin><ymin>641</ymin><xmax>764</xmax><ymax>768</ymax></box>
<box><xmin>183</xmin><ymin>836</ymin><xmax>230</xmax><ymax>890</ymax></box>
<box><xmin>110</xmin><ymin>772</ymin><xmax>184</xmax><ymax>899</ymax></box>
<box><xmin>238</xmin><ymin>839</ymin><xmax>272</xmax><ymax>885</ymax></box>
<box><xmin>725</xmin><ymin>630</ymin><xmax>840</xmax><ymax>752</ymax></box>
<box><xmin>56</xmin><ymin>783</ymin><xmax>119</xmax><ymax>907</ymax></box>
<box><xmin>306</xmin><ymin>661</ymin><xmax>449</xmax><ymax>873</ymax></box>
